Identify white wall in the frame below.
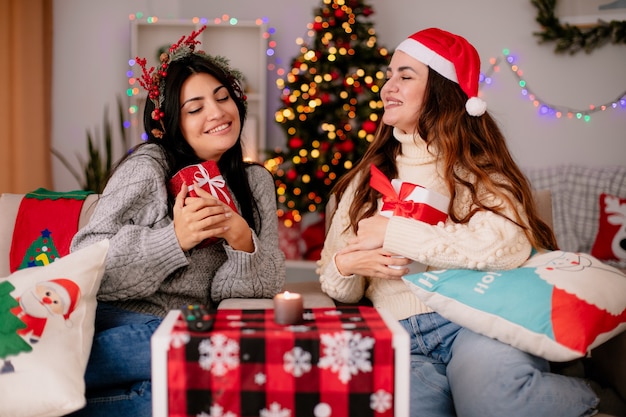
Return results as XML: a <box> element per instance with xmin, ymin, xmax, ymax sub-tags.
<box><xmin>52</xmin><ymin>0</ymin><xmax>626</xmax><ymax>191</ymax></box>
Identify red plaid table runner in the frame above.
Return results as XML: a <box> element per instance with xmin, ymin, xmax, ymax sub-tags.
<box><xmin>166</xmin><ymin>306</ymin><xmax>395</xmax><ymax>417</ymax></box>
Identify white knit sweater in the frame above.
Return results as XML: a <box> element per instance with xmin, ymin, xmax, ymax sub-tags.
<box><xmin>318</xmin><ymin>129</ymin><xmax>532</xmax><ymax>320</ymax></box>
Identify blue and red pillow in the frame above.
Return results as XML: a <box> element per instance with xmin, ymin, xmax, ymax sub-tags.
<box><xmin>403</xmin><ymin>250</ymin><xmax>626</xmax><ymax>362</ymax></box>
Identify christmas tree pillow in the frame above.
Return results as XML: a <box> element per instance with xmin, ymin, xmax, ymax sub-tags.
<box><xmin>0</xmin><ymin>239</ymin><xmax>109</xmax><ymax>417</ymax></box>
<box><xmin>403</xmin><ymin>250</ymin><xmax>626</xmax><ymax>362</ymax></box>
<box><xmin>591</xmin><ymin>193</ymin><xmax>626</xmax><ymax>268</ymax></box>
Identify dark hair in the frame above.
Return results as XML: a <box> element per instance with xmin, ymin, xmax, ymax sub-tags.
<box><xmin>134</xmin><ymin>53</ymin><xmax>260</xmax><ymax>232</ymax></box>
<box><xmin>333</xmin><ymin>68</ymin><xmax>557</xmax><ymax>251</ymax></box>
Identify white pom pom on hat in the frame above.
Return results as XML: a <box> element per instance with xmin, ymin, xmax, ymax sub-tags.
<box><xmin>395</xmin><ymin>27</ymin><xmax>487</xmax><ymax>116</ymax></box>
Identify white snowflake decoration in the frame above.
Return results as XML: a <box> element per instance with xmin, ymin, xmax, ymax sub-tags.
<box><xmin>313</xmin><ymin>402</ymin><xmax>332</xmax><ymax>417</ymax></box>
<box><xmin>283</xmin><ymin>346</ymin><xmax>312</xmax><ymax>377</ymax></box>
<box><xmin>260</xmin><ymin>401</ymin><xmax>291</xmax><ymax>417</ymax></box>
<box><xmin>198</xmin><ymin>333</ymin><xmax>240</xmax><ymax>376</ymax></box>
<box><xmin>287</xmin><ymin>324</ymin><xmax>310</xmax><ymax>332</ymax></box>
<box><xmin>196</xmin><ymin>403</ymin><xmax>237</xmax><ymax>417</ymax></box>
<box><xmin>302</xmin><ymin>311</ymin><xmax>316</xmax><ymax>321</ymax></box>
<box><xmin>318</xmin><ymin>331</ymin><xmax>374</xmax><ymax>383</ymax></box>
<box><xmin>323</xmin><ymin>310</ymin><xmax>343</xmax><ymax>317</ymax></box>
<box><xmin>170</xmin><ymin>329</ymin><xmax>190</xmax><ymax>348</ymax></box>
<box><xmin>254</xmin><ymin>372</ymin><xmax>267</xmax><ymax>385</ymax></box>
<box><xmin>370</xmin><ymin>389</ymin><xmax>393</xmax><ymax>413</ymax></box>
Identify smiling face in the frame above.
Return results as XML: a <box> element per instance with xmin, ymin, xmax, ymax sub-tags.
<box><xmin>179</xmin><ymin>72</ymin><xmax>241</xmax><ymax>161</ymax></box>
<box><xmin>380</xmin><ymin>50</ymin><xmax>429</xmax><ymax>134</ymax></box>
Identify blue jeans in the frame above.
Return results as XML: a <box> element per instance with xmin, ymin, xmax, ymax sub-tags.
<box><xmin>66</xmin><ymin>303</ymin><xmax>163</xmax><ymax>417</ymax></box>
<box><xmin>399</xmin><ymin>312</ymin><xmax>599</xmax><ymax>417</ymax></box>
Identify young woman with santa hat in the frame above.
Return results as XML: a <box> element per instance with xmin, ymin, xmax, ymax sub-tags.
<box><xmin>318</xmin><ymin>27</ymin><xmax>599</xmax><ymax>416</ymax></box>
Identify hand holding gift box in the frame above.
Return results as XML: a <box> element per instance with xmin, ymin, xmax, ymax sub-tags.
<box><xmin>168</xmin><ymin>161</ymin><xmax>238</xmax><ymax>247</ymax></box>
<box><xmin>370</xmin><ymin>164</ymin><xmax>450</xmax><ymax>273</ymax></box>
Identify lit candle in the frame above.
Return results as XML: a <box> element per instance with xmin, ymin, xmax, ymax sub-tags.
<box><xmin>273</xmin><ymin>291</ymin><xmax>304</xmax><ymax>325</ymax></box>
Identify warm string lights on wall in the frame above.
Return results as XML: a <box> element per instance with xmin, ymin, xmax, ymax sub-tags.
<box><xmin>125</xmin><ymin>13</ymin><xmax>281</xmax><ymax>140</ymax></box>
<box><xmin>480</xmin><ymin>49</ymin><xmax>626</xmax><ymax>122</ymax></box>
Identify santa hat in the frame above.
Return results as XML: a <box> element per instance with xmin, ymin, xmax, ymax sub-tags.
<box><xmin>395</xmin><ymin>28</ymin><xmax>487</xmax><ymax>116</ymax></box>
<box><xmin>41</xmin><ymin>278</ymin><xmax>81</xmax><ymax>320</ymax></box>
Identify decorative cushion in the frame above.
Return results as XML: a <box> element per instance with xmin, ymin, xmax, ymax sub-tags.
<box><xmin>9</xmin><ymin>188</ymin><xmax>93</xmax><ymax>273</ymax></box>
<box><xmin>591</xmin><ymin>193</ymin><xmax>626</xmax><ymax>268</ymax></box>
<box><xmin>0</xmin><ymin>240</ymin><xmax>109</xmax><ymax>417</ymax></box>
<box><xmin>403</xmin><ymin>250</ymin><xmax>626</xmax><ymax>362</ymax></box>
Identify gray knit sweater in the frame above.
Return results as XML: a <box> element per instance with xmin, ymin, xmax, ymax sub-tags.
<box><xmin>70</xmin><ymin>144</ymin><xmax>286</xmax><ymax>317</ymax></box>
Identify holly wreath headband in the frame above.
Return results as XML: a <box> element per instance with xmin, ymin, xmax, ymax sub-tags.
<box><xmin>135</xmin><ymin>25</ymin><xmax>246</xmax><ymax>138</ymax></box>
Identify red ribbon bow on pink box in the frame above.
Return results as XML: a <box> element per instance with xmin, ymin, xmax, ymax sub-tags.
<box><xmin>369</xmin><ymin>164</ymin><xmax>449</xmax><ymax>225</ymax></box>
<box><xmin>168</xmin><ymin>161</ymin><xmax>238</xmax><ymax>247</ymax></box>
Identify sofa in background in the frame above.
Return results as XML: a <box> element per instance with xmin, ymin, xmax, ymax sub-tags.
<box><xmin>525</xmin><ymin>164</ymin><xmax>626</xmax><ymax>271</ymax></box>
<box><xmin>1</xmin><ymin>162</ymin><xmax>624</xmax><ymax>416</ymax></box>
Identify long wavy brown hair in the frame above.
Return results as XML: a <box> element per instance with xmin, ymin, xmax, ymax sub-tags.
<box><xmin>332</xmin><ymin>69</ymin><xmax>558</xmax><ymax>251</ymax></box>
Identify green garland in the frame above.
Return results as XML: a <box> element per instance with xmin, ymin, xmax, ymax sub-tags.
<box><xmin>532</xmin><ymin>0</ymin><xmax>626</xmax><ymax>54</ymax></box>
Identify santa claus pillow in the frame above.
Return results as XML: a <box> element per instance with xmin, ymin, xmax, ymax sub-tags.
<box><xmin>591</xmin><ymin>193</ymin><xmax>626</xmax><ymax>268</ymax></box>
<box><xmin>0</xmin><ymin>240</ymin><xmax>108</xmax><ymax>417</ymax></box>
<box><xmin>403</xmin><ymin>250</ymin><xmax>626</xmax><ymax>362</ymax></box>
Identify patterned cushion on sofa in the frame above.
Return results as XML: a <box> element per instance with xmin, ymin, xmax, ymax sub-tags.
<box><xmin>525</xmin><ymin>165</ymin><xmax>626</xmax><ymax>270</ymax></box>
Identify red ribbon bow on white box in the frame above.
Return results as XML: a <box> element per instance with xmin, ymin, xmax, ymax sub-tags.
<box><xmin>369</xmin><ymin>164</ymin><xmax>449</xmax><ymax>225</ymax></box>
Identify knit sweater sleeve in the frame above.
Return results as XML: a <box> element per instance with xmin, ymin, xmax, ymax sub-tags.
<box><xmin>384</xmin><ymin>190</ymin><xmax>533</xmax><ymax>271</ymax></box>
<box><xmin>209</xmin><ymin>164</ymin><xmax>286</xmax><ymax>302</ymax></box>
<box><xmin>317</xmin><ymin>180</ymin><xmax>367</xmax><ymax>304</ymax></box>
<box><xmin>70</xmin><ymin>145</ymin><xmax>189</xmax><ymax>301</ymax></box>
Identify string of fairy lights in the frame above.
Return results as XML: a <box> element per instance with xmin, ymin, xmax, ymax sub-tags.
<box><xmin>480</xmin><ymin>49</ymin><xmax>626</xmax><ymax>122</ymax></box>
<box><xmin>125</xmin><ymin>13</ymin><xmax>625</xmax><ymax>130</ymax></box>
<box><xmin>125</xmin><ymin>13</ymin><xmax>283</xmax><ymax>140</ymax></box>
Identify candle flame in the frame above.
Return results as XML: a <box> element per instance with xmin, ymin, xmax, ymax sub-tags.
<box><xmin>280</xmin><ymin>291</ymin><xmax>301</xmax><ymax>299</ymax></box>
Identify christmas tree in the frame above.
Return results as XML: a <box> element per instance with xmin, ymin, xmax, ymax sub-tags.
<box><xmin>18</xmin><ymin>229</ymin><xmax>62</xmax><ymax>270</ymax></box>
<box><xmin>266</xmin><ymin>0</ymin><xmax>390</xmax><ymax>225</ymax></box>
<box><xmin>0</xmin><ymin>281</ymin><xmax>32</xmax><ymax>373</ymax></box>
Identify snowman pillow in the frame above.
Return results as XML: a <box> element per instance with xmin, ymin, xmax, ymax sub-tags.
<box><xmin>0</xmin><ymin>240</ymin><xmax>109</xmax><ymax>417</ymax></box>
<box><xmin>403</xmin><ymin>250</ymin><xmax>626</xmax><ymax>362</ymax></box>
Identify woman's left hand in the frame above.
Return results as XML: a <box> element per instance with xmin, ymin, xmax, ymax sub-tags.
<box><xmin>341</xmin><ymin>214</ymin><xmax>389</xmax><ymax>253</ymax></box>
<box><xmin>187</xmin><ymin>183</ymin><xmax>254</xmax><ymax>252</ymax></box>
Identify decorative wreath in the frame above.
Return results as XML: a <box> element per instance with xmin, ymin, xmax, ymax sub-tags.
<box><xmin>532</xmin><ymin>0</ymin><xmax>626</xmax><ymax>54</ymax></box>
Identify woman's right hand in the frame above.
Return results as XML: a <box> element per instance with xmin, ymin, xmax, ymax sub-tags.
<box><xmin>335</xmin><ymin>247</ymin><xmax>410</xmax><ymax>279</ymax></box>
